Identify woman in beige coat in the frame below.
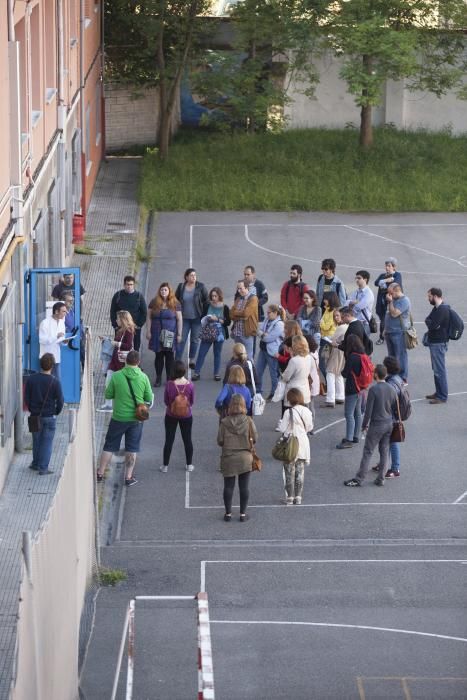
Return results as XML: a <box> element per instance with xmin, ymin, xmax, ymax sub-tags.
<box><xmin>217</xmin><ymin>394</ymin><xmax>258</xmax><ymax>522</ymax></box>
<box><xmin>324</xmin><ymin>309</ymin><xmax>348</xmax><ymax>407</ymax></box>
<box><xmin>281</xmin><ymin>336</ymin><xmax>312</xmax><ymax>407</ymax></box>
<box><xmin>277</xmin><ymin>388</ymin><xmax>314</xmax><ymax>504</ymax></box>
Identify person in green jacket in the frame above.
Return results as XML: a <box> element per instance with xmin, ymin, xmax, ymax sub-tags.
<box><xmin>96</xmin><ymin>350</ymin><xmax>153</xmax><ymax>486</ymax></box>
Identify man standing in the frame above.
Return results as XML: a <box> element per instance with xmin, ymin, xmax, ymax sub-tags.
<box><xmin>384</xmin><ymin>283</ymin><xmax>411</xmax><ymax>383</ymax></box>
<box><xmin>96</xmin><ymin>351</ymin><xmax>153</xmax><ymax>487</ymax></box>
<box><xmin>52</xmin><ymin>272</ymin><xmax>85</xmax><ymax>301</ymax></box>
<box><xmin>25</xmin><ymin>353</ymin><xmax>64</xmax><ymax>475</ymax></box>
<box><xmin>338</xmin><ymin>306</ymin><xmax>373</xmax><ymax>357</ymax></box>
<box><xmin>230</xmin><ymin>280</ymin><xmax>259</xmax><ymax>360</ymax></box>
<box><xmin>344</xmin><ymin>364</ymin><xmax>397</xmax><ymax>487</ymax></box>
<box><xmin>39</xmin><ymin>301</ymin><xmax>68</xmax><ymax>380</ymax></box>
<box><xmin>280</xmin><ymin>264</ymin><xmax>309</xmax><ymax>317</ymax></box>
<box><xmin>110</xmin><ymin>276</ymin><xmax>147</xmax><ymax>351</ymax></box>
<box><xmin>316</xmin><ymin>258</ymin><xmax>346</xmax><ymax>309</ymax></box>
<box><xmin>374</xmin><ymin>258</ymin><xmax>402</xmax><ymax>344</ymax></box>
<box><xmin>346</xmin><ymin>270</ymin><xmax>375</xmax><ymax>336</ymax></box>
<box><xmin>425</xmin><ymin>287</ymin><xmax>450</xmax><ymax>404</ymax></box>
<box><xmin>242</xmin><ymin>266</ymin><xmax>268</xmax><ymax>321</ymax></box>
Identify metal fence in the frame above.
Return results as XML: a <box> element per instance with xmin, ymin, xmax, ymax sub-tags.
<box><xmin>0</xmin><ymin>282</ymin><xmax>18</xmax><ymax>447</ymax></box>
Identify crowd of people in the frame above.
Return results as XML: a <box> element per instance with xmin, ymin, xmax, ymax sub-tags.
<box><xmin>25</xmin><ymin>261</ymin><xmax>458</xmax><ymax>521</ymax></box>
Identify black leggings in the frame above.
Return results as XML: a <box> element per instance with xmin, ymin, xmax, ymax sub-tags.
<box><xmin>163</xmin><ymin>415</ymin><xmax>193</xmax><ymax>466</ymax></box>
<box><xmin>223</xmin><ymin>472</ymin><xmax>251</xmax><ymax>514</ymax></box>
<box><xmin>155</xmin><ymin>350</ymin><xmax>174</xmax><ymax>381</ymax></box>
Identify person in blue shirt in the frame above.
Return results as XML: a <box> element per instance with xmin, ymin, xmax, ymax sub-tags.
<box><xmin>215</xmin><ymin>365</ymin><xmax>252</xmax><ymax>417</ymax></box>
<box><xmin>346</xmin><ymin>270</ymin><xmax>375</xmax><ymax>336</ymax></box>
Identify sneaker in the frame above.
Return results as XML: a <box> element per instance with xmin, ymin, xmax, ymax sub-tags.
<box><xmin>191</xmin><ymin>373</ymin><xmax>200</xmax><ymax>381</ymax></box>
<box><xmin>425</xmin><ymin>393</ymin><xmax>436</xmax><ymax>400</ymax></box>
<box><xmin>374</xmin><ymin>478</ymin><xmax>384</xmax><ymax>486</ymax></box>
<box><xmin>293</xmin><ymin>497</ymin><xmax>302</xmax><ymax>505</ymax></box>
<box><xmin>186</xmin><ymin>464</ymin><xmax>195</xmax><ymax>472</ymax></box>
<box><xmin>429</xmin><ymin>397</ymin><xmax>446</xmax><ymax>404</ymax></box>
<box><xmin>189</xmin><ymin>360</ymin><xmax>196</xmax><ymax>369</ymax></box>
<box><xmin>344</xmin><ymin>478</ymin><xmax>361</xmax><ymax>487</ymax></box>
<box><xmin>38</xmin><ymin>470</ymin><xmax>54</xmax><ymax>475</ymax></box>
<box><xmin>323</xmin><ymin>402</ymin><xmax>335</xmax><ymax>408</ymax></box>
<box><xmin>98</xmin><ymin>404</ymin><xmax>112</xmax><ymax>412</ymax></box>
<box><xmin>282</xmin><ymin>497</ymin><xmax>294</xmax><ymax>505</ymax></box>
<box><xmin>29</xmin><ymin>464</ymin><xmax>39</xmax><ymax>471</ymax></box>
<box><xmin>275</xmin><ymin>420</ymin><xmax>282</xmax><ymax>432</ymax></box>
<box><xmin>154</xmin><ymin>378</ymin><xmax>162</xmax><ymax>387</ymax></box>
<box><xmin>376</xmin><ymin>338</ymin><xmax>384</xmax><ymax>345</ymax></box>
<box><xmin>125</xmin><ymin>477</ymin><xmax>138</xmax><ymax>487</ymax></box>
<box><xmin>336</xmin><ymin>439</ymin><xmax>353</xmax><ymax>449</ymax></box>
<box><xmin>352</xmin><ymin>437</ymin><xmax>360</xmax><ymax>443</ymax></box>
<box><xmin>96</xmin><ymin>473</ymin><xmax>104</xmax><ymax>482</ymax></box>
<box><xmin>335</xmin><ymin>400</ymin><xmax>344</xmax><ymax>405</ymax></box>
<box><xmin>385</xmin><ymin>470</ymin><xmax>400</xmax><ymax>478</ymax></box>
<box><xmin>371</xmin><ymin>466</ymin><xmax>380</xmax><ymax>472</ymax></box>
<box><xmin>159</xmin><ymin>465</ymin><xmax>168</xmax><ymax>473</ymax></box>
<box><xmin>214</xmin><ymin>375</ymin><xmax>221</xmax><ymax>381</ymax></box>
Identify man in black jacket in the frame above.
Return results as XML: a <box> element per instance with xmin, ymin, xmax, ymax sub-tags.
<box><xmin>110</xmin><ymin>276</ymin><xmax>147</xmax><ymax>351</ymax></box>
<box><xmin>242</xmin><ymin>266</ymin><xmax>268</xmax><ymax>321</ymax></box>
<box><xmin>425</xmin><ymin>287</ymin><xmax>450</xmax><ymax>404</ymax></box>
<box><xmin>25</xmin><ymin>353</ymin><xmax>64</xmax><ymax>475</ymax></box>
<box><xmin>338</xmin><ymin>307</ymin><xmax>373</xmax><ymax>356</ymax></box>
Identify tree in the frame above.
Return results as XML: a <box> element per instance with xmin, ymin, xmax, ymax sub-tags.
<box><xmin>105</xmin><ymin>0</ymin><xmax>213</xmax><ymax>158</ymax></box>
<box><xmin>324</xmin><ymin>0</ymin><xmax>467</xmax><ymax>147</ymax></box>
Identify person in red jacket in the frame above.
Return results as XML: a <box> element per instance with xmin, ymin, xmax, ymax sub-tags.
<box><xmin>280</xmin><ymin>265</ymin><xmax>310</xmax><ymax>317</ymax></box>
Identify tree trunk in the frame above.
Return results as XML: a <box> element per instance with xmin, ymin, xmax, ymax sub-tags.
<box><xmin>360</xmin><ymin>103</ymin><xmax>373</xmax><ymax>147</ymax></box>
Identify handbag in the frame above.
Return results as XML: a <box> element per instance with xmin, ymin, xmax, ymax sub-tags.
<box><xmin>247</xmin><ymin>360</ymin><xmax>265</xmax><ymax>416</ymax></box>
<box><xmin>125</xmin><ymin>376</ymin><xmax>150</xmax><ymax>421</ymax></box>
<box><xmin>312</xmin><ymin>356</ymin><xmax>326</xmax><ymax>396</ymax></box>
<box><xmin>362</xmin><ymin>308</ymin><xmax>378</xmax><ymax>334</ymax></box>
<box><xmin>248</xmin><ymin>422</ymin><xmax>262</xmax><ymax>472</ymax></box>
<box><xmin>159</xmin><ymin>328</ymin><xmax>175</xmax><ymax>349</ymax></box>
<box><xmin>28</xmin><ymin>376</ymin><xmax>54</xmax><ymax>433</ymax></box>
<box><xmin>390</xmin><ymin>397</ymin><xmax>406</xmax><ymax>443</ymax></box>
<box><xmin>272</xmin><ymin>379</ymin><xmax>286</xmax><ymax>403</ymax></box>
<box><xmin>402</xmin><ymin>314</ymin><xmax>418</xmax><ymax>350</ymax></box>
<box><xmin>271</xmin><ymin>408</ymin><xmax>304</xmax><ymax>463</ymax></box>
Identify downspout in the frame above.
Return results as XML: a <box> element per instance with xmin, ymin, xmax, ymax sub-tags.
<box><xmin>100</xmin><ymin>0</ymin><xmax>106</xmax><ymax>156</ymax></box>
<box><xmin>79</xmin><ymin>0</ymin><xmax>86</xmax><ymax>226</ymax></box>
<box><xmin>57</xmin><ymin>0</ymin><xmax>67</xmax><ymax>263</ymax></box>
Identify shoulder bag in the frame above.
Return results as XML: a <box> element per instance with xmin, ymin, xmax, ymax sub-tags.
<box><xmin>248</xmin><ymin>421</ymin><xmax>262</xmax><ymax>472</ymax></box>
<box><xmin>362</xmin><ymin>307</ymin><xmax>378</xmax><ymax>334</ymax></box>
<box><xmin>401</xmin><ymin>313</ymin><xmax>418</xmax><ymax>350</ymax></box>
<box><xmin>28</xmin><ymin>377</ymin><xmax>54</xmax><ymax>433</ymax></box>
<box><xmin>247</xmin><ymin>360</ymin><xmax>266</xmax><ymax>416</ymax></box>
<box><xmin>272</xmin><ymin>408</ymin><xmax>305</xmax><ymax>463</ymax></box>
<box><xmin>125</xmin><ymin>376</ymin><xmax>150</xmax><ymax>421</ymax></box>
<box><xmin>390</xmin><ymin>396</ymin><xmax>405</xmax><ymax>443</ymax></box>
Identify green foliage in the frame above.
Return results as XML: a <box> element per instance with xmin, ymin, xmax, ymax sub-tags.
<box><xmin>99</xmin><ymin>567</ymin><xmax>127</xmax><ymax>587</ymax></box>
<box><xmin>139</xmin><ymin>127</ymin><xmax>467</xmax><ymax>211</ymax></box>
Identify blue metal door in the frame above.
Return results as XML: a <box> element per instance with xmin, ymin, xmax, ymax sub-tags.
<box><xmin>24</xmin><ymin>267</ymin><xmax>82</xmax><ymax>403</ymax></box>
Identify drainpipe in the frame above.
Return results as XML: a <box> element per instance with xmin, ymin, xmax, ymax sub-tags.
<box><xmin>100</xmin><ymin>0</ymin><xmax>106</xmax><ymax>156</ymax></box>
<box><xmin>57</xmin><ymin>0</ymin><xmax>67</xmax><ymax>263</ymax></box>
<box><xmin>79</xmin><ymin>0</ymin><xmax>87</xmax><ymax>226</ymax></box>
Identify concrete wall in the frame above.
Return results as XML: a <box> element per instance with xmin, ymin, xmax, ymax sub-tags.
<box><xmin>105</xmin><ymin>83</ymin><xmax>180</xmax><ymax>151</ymax></box>
<box><xmin>284</xmin><ymin>51</ymin><xmax>467</xmax><ymax>134</ymax></box>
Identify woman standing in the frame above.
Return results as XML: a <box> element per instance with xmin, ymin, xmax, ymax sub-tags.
<box><xmin>160</xmin><ymin>361</ymin><xmax>195</xmax><ymax>473</ymax></box>
<box><xmin>372</xmin><ymin>355</ymin><xmax>405</xmax><ymax>477</ymax></box>
<box><xmin>276</xmin><ymin>320</ymin><xmax>303</xmax><ymax>373</ymax></box>
<box><xmin>99</xmin><ymin>311</ymin><xmax>135</xmax><ymax>411</ymax></box>
<box><xmin>295</xmin><ymin>290</ymin><xmax>321</xmax><ymax>343</ymax></box>
<box><xmin>318</xmin><ymin>292</ymin><xmax>340</xmax><ymax>378</ymax></box>
<box><xmin>175</xmin><ymin>268</ymin><xmax>209</xmax><ymax>367</ymax></box>
<box><xmin>324</xmin><ymin>308</ymin><xmax>348</xmax><ymax>407</ymax></box>
<box><xmin>218</xmin><ymin>394</ymin><xmax>258</xmax><ymax>522</ymax></box>
<box><xmin>256</xmin><ymin>304</ymin><xmax>285</xmax><ymax>400</ymax></box>
<box><xmin>223</xmin><ymin>343</ymin><xmax>258</xmax><ymax>397</ymax></box>
<box><xmin>216</xmin><ymin>366</ymin><xmax>252</xmax><ymax>417</ymax></box>
<box><xmin>192</xmin><ymin>287</ymin><xmax>230</xmax><ymax>381</ymax></box>
<box><xmin>277</xmin><ymin>389</ymin><xmax>313</xmax><ymax>505</ymax></box>
<box><xmin>306</xmin><ymin>335</ymin><xmax>320</xmax><ymax>426</ymax></box>
<box><xmin>281</xmin><ymin>335</ymin><xmax>313</xmax><ymax>410</ymax></box>
<box><xmin>147</xmin><ymin>283</ymin><xmax>182</xmax><ymax>387</ymax></box>
<box><xmin>336</xmin><ymin>334</ymin><xmax>365</xmax><ymax>449</ymax></box>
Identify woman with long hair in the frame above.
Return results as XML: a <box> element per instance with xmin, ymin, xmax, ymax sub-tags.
<box><xmin>276</xmin><ymin>320</ymin><xmax>303</xmax><ymax>373</ymax></box>
<box><xmin>336</xmin><ymin>334</ymin><xmax>366</xmax><ymax>449</ymax></box>
<box><xmin>256</xmin><ymin>304</ymin><xmax>285</xmax><ymax>400</ymax></box>
<box><xmin>160</xmin><ymin>361</ymin><xmax>195</xmax><ymax>473</ymax></box>
<box><xmin>217</xmin><ymin>394</ymin><xmax>258</xmax><ymax>522</ymax></box>
<box><xmin>295</xmin><ymin>290</ymin><xmax>321</xmax><ymax>343</ymax></box>
<box><xmin>318</xmin><ymin>291</ymin><xmax>340</xmax><ymax>378</ymax></box>
<box><xmin>147</xmin><ymin>283</ymin><xmax>183</xmax><ymax>387</ymax></box>
<box><xmin>216</xmin><ymin>365</ymin><xmax>252</xmax><ymax>417</ymax></box>
<box><xmin>281</xmin><ymin>335</ymin><xmax>313</xmax><ymax>410</ymax></box>
<box><xmin>99</xmin><ymin>310</ymin><xmax>135</xmax><ymax>411</ymax></box>
<box><xmin>323</xmin><ymin>308</ymin><xmax>348</xmax><ymax>407</ymax></box>
<box><xmin>223</xmin><ymin>342</ymin><xmax>258</xmax><ymax>397</ymax></box>
<box><xmin>277</xmin><ymin>388</ymin><xmax>313</xmax><ymax>505</ymax></box>
<box><xmin>192</xmin><ymin>287</ymin><xmax>230</xmax><ymax>381</ymax></box>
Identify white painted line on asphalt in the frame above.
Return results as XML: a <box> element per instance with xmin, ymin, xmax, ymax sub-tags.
<box><xmin>344</xmin><ymin>224</ymin><xmax>467</xmax><ymax>268</ymax></box>
<box><xmin>453</xmin><ymin>491</ymin><xmax>467</xmax><ymax>504</ymax></box>
<box><xmin>189</xmin><ymin>224</ymin><xmax>193</xmax><ymax>267</ymax></box>
<box><xmin>209</xmin><ymin>619</ymin><xmax>467</xmax><ymax>644</ymax></box>
<box><xmin>188</xmin><ymin>502</ymin><xmax>467</xmax><ymax>509</ymax></box>
<box><xmin>241</xmin><ymin>224</ymin><xmax>467</xmax><ymax>277</ymax></box>
<box><xmin>185</xmin><ymin>470</ymin><xmax>190</xmax><ymax>509</ymax></box>
<box><xmin>200</xmin><ymin>559</ymin><xmax>467</xmax><ymax>593</ymax></box>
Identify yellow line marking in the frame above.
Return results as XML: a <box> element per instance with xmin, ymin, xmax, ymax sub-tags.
<box><xmin>356</xmin><ymin>676</ymin><xmax>366</xmax><ymax>700</ymax></box>
<box><xmin>401</xmin><ymin>678</ymin><xmax>412</xmax><ymax>700</ymax></box>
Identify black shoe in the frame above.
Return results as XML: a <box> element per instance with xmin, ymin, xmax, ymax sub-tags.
<box><xmin>374</xmin><ymin>478</ymin><xmax>384</xmax><ymax>486</ymax></box>
<box><xmin>336</xmin><ymin>439</ymin><xmax>353</xmax><ymax>449</ymax></box>
<box><xmin>154</xmin><ymin>378</ymin><xmax>162</xmax><ymax>387</ymax></box>
<box><xmin>376</xmin><ymin>338</ymin><xmax>384</xmax><ymax>345</ymax></box>
<box><xmin>344</xmin><ymin>478</ymin><xmax>361</xmax><ymax>487</ymax></box>
<box><xmin>189</xmin><ymin>360</ymin><xmax>196</xmax><ymax>369</ymax></box>
<box><xmin>266</xmin><ymin>394</ymin><xmax>274</xmax><ymax>402</ymax></box>
<box><xmin>352</xmin><ymin>437</ymin><xmax>360</xmax><ymax>443</ymax></box>
<box><xmin>125</xmin><ymin>477</ymin><xmax>138</xmax><ymax>487</ymax></box>
<box><xmin>96</xmin><ymin>473</ymin><xmax>104</xmax><ymax>482</ymax></box>
<box><xmin>38</xmin><ymin>470</ymin><xmax>54</xmax><ymax>475</ymax></box>
<box><xmin>239</xmin><ymin>513</ymin><xmax>249</xmax><ymax>522</ymax></box>
<box><xmin>224</xmin><ymin>513</ymin><xmax>232</xmax><ymax>522</ymax></box>
<box><xmin>29</xmin><ymin>464</ymin><xmax>39</xmax><ymax>471</ymax></box>
<box><xmin>191</xmin><ymin>372</ymin><xmax>200</xmax><ymax>381</ymax></box>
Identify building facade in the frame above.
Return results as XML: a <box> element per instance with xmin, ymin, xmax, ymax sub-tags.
<box><xmin>0</xmin><ymin>0</ymin><xmax>104</xmax><ymax>490</ymax></box>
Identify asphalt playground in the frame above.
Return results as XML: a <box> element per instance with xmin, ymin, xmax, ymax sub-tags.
<box><xmin>81</xmin><ymin>212</ymin><xmax>467</xmax><ymax>700</ymax></box>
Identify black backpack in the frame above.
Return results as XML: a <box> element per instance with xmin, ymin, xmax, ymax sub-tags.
<box><xmin>448</xmin><ymin>306</ymin><xmax>464</xmax><ymax>341</ymax></box>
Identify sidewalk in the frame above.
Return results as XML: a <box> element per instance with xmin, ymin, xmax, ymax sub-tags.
<box><xmin>0</xmin><ymin>158</ymin><xmax>143</xmax><ymax>699</ymax></box>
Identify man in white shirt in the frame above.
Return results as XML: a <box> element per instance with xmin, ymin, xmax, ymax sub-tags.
<box><xmin>347</xmin><ymin>270</ymin><xmax>375</xmax><ymax>336</ymax></box>
<box><xmin>39</xmin><ymin>302</ymin><xmax>68</xmax><ymax>380</ymax></box>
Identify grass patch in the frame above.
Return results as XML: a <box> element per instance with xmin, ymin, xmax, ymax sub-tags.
<box><xmin>74</xmin><ymin>245</ymin><xmax>97</xmax><ymax>255</ymax></box>
<box><xmin>139</xmin><ymin>127</ymin><xmax>467</xmax><ymax>212</ymax></box>
<box><xmin>99</xmin><ymin>567</ymin><xmax>127</xmax><ymax>587</ymax></box>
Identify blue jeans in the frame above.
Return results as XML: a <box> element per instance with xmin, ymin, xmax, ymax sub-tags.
<box><xmin>32</xmin><ymin>416</ymin><xmax>56</xmax><ymax>473</ymax></box>
<box><xmin>429</xmin><ymin>342</ymin><xmax>448</xmax><ymax>401</ymax></box>
<box><xmin>195</xmin><ymin>340</ymin><xmax>224</xmax><ymax>376</ymax></box>
<box><xmin>344</xmin><ymin>392</ymin><xmax>363</xmax><ymax>442</ymax></box>
<box><xmin>386</xmin><ymin>331</ymin><xmax>408</xmax><ymax>381</ymax></box>
<box><xmin>176</xmin><ymin>318</ymin><xmax>202</xmax><ymax>361</ymax></box>
<box><xmin>390</xmin><ymin>442</ymin><xmax>400</xmax><ymax>472</ymax></box>
<box><xmin>255</xmin><ymin>349</ymin><xmax>279</xmax><ymax>395</ymax></box>
<box><xmin>232</xmin><ymin>335</ymin><xmax>254</xmax><ymax>361</ymax></box>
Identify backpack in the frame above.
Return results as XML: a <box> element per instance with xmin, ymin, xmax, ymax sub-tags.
<box><xmin>448</xmin><ymin>306</ymin><xmax>464</xmax><ymax>341</ymax></box>
<box><xmin>170</xmin><ymin>383</ymin><xmax>190</xmax><ymax>418</ymax></box>
<box><xmin>397</xmin><ymin>383</ymin><xmax>412</xmax><ymax>421</ymax></box>
<box><xmin>351</xmin><ymin>353</ymin><xmax>374</xmax><ymax>392</ymax></box>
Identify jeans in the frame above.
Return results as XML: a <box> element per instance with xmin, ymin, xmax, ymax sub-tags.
<box><xmin>32</xmin><ymin>416</ymin><xmax>56</xmax><ymax>472</ymax></box>
<box><xmin>318</xmin><ymin>339</ymin><xmax>328</xmax><ymax>378</ymax></box>
<box><xmin>176</xmin><ymin>318</ymin><xmax>202</xmax><ymax>361</ymax></box>
<box><xmin>386</xmin><ymin>331</ymin><xmax>408</xmax><ymax>381</ymax></box>
<box><xmin>255</xmin><ymin>349</ymin><xmax>279</xmax><ymax>395</ymax></box>
<box><xmin>326</xmin><ymin>372</ymin><xmax>344</xmax><ymax>404</ymax></box>
<box><xmin>163</xmin><ymin>415</ymin><xmax>193</xmax><ymax>466</ymax></box>
<box><xmin>195</xmin><ymin>340</ymin><xmax>224</xmax><ymax>376</ymax></box>
<box><xmin>223</xmin><ymin>472</ymin><xmax>251</xmax><ymax>514</ymax></box>
<box><xmin>344</xmin><ymin>392</ymin><xmax>363</xmax><ymax>442</ymax></box>
<box><xmin>232</xmin><ymin>335</ymin><xmax>254</xmax><ymax>360</ymax></box>
<box><xmin>355</xmin><ymin>421</ymin><xmax>393</xmax><ymax>483</ymax></box>
<box><xmin>374</xmin><ymin>440</ymin><xmax>401</xmax><ymax>472</ymax></box>
<box><xmin>429</xmin><ymin>342</ymin><xmax>448</xmax><ymax>401</ymax></box>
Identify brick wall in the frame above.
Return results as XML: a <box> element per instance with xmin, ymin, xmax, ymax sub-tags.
<box><xmin>104</xmin><ymin>83</ymin><xmax>180</xmax><ymax>152</ymax></box>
